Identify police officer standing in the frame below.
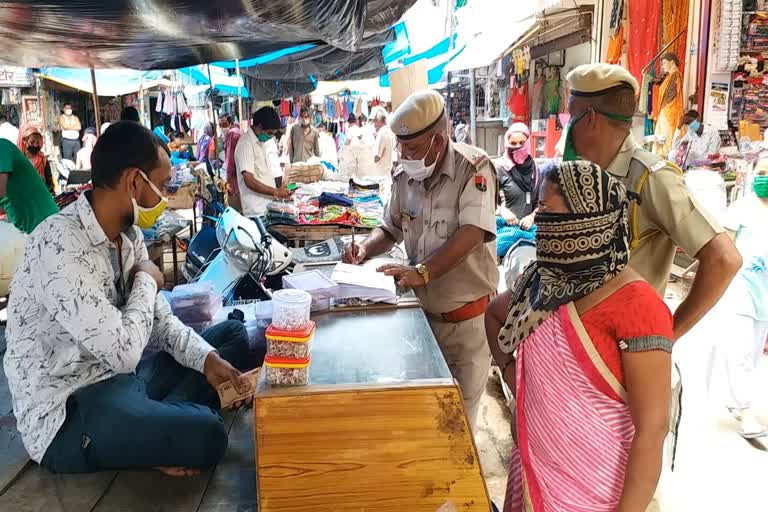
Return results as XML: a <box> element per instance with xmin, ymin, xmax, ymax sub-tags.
<box><xmin>490</xmin><ymin>63</ymin><xmax>741</xmax><ymax>342</ymax></box>
<box><xmin>343</xmin><ymin>90</ymin><xmax>498</xmax><ymax>427</ymax></box>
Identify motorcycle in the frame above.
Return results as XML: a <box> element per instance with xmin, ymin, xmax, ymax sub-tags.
<box><xmin>193</xmin><ymin>207</ymin><xmax>293</xmax><ymax>302</ymax></box>
<box><xmin>182</xmin><ymin>180</ymin><xmax>293</xmax><ymax>303</ymax></box>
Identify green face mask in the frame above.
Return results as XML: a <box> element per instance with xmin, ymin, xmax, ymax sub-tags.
<box><xmin>562</xmin><ymin>109</ymin><xmax>634</xmax><ymax>162</ymax></box>
<box><xmin>562</xmin><ymin>111</ymin><xmax>587</xmax><ymax>161</ymax></box>
<box><xmin>754</xmin><ymin>175</ymin><xmax>768</xmax><ymax>198</ymax></box>
<box><xmin>256</xmin><ymin>133</ymin><xmax>272</xmax><ymax>142</ymax></box>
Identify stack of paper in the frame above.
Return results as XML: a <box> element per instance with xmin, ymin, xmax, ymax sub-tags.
<box><xmin>331</xmin><ymin>262</ymin><xmax>398</xmax><ymax>304</ymax></box>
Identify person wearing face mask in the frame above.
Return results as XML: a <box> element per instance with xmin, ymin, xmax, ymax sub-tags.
<box><xmin>235</xmin><ymin>107</ymin><xmax>292</xmax><ymax>219</ymax></box>
<box><xmin>495</xmin><ymin>122</ymin><xmax>538</xmax><ymax>230</ymax></box>
<box><xmin>17</xmin><ymin>123</ymin><xmax>55</xmax><ymax>193</ymax></box>
<box><xmin>560</xmin><ymin>63</ymin><xmax>741</xmax><ymax>341</ymax></box>
<box><xmin>0</xmin><ymin>136</ymin><xmax>58</xmax><ymax>234</ymax></box>
<box><xmin>285</xmin><ymin>106</ymin><xmax>320</xmax><ymax>163</ymax></box>
<box><xmin>342</xmin><ymin>90</ymin><xmax>499</xmax><ymax>427</ymax></box>
<box><xmin>668</xmin><ymin>110</ymin><xmax>722</xmax><ymax>168</ymax></box>
<box><xmin>59</xmin><ymin>103</ymin><xmax>82</xmax><ymax>161</ymax></box>
<box><xmin>692</xmin><ymin>161</ymin><xmax>768</xmax><ymax>439</ymax></box>
<box><xmin>3</xmin><ymin>121</ymin><xmax>255</xmax><ymax>475</ymax></box>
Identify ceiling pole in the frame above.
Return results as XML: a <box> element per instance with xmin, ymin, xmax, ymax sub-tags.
<box><xmin>206</xmin><ymin>63</ymin><xmax>219</xmax><ymax>177</ymax></box>
<box><xmin>235</xmin><ymin>58</ymin><xmax>244</xmax><ymax>129</ymax></box>
<box><xmin>90</xmin><ymin>68</ymin><xmax>101</xmax><ymax>136</ymax></box>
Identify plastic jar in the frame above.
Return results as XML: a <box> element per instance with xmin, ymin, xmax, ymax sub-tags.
<box><xmin>265</xmin><ymin>355</ymin><xmax>310</xmax><ymax>386</ymax></box>
<box><xmin>271</xmin><ymin>289</ymin><xmax>312</xmax><ymax>331</ymax></box>
<box><xmin>266</xmin><ymin>321</ymin><xmax>315</xmax><ymax>359</ymax></box>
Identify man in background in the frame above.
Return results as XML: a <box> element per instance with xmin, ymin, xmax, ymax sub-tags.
<box><xmin>235</xmin><ymin>107</ymin><xmax>291</xmax><ymax>219</ymax></box>
<box><xmin>120</xmin><ymin>106</ymin><xmax>141</xmax><ymax>123</ymax></box>
<box><xmin>286</xmin><ymin>107</ymin><xmax>320</xmax><ymax>163</ymax></box>
<box><xmin>0</xmin><ymin>114</ymin><xmax>19</xmax><ymax>143</ymax></box>
<box><xmin>669</xmin><ymin>110</ymin><xmax>722</xmax><ymax>169</ymax></box>
<box><xmin>317</xmin><ymin>122</ymin><xmax>338</xmax><ymax>169</ymax></box>
<box><xmin>218</xmin><ymin>114</ymin><xmax>242</xmax><ymax>208</ymax></box>
<box><xmin>371</xmin><ymin>107</ymin><xmax>395</xmax><ymax>176</ymax></box>
<box><xmin>59</xmin><ymin>103</ymin><xmax>81</xmax><ymax>161</ymax></box>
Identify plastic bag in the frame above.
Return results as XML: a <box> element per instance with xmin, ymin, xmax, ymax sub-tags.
<box><xmin>0</xmin><ymin>222</ymin><xmax>26</xmax><ymax>296</ymax></box>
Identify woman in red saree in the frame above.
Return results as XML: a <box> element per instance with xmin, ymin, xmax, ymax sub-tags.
<box><xmin>486</xmin><ymin>160</ymin><xmax>673</xmax><ymax>512</ymax></box>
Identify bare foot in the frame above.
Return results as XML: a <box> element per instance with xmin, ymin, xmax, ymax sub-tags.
<box><xmin>155</xmin><ymin>466</ymin><xmax>201</xmax><ymax>477</ymax></box>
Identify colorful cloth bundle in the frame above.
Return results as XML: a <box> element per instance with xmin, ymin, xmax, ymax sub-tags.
<box><xmin>496</xmin><ymin>217</ymin><xmax>537</xmax><ymax>258</ymax></box>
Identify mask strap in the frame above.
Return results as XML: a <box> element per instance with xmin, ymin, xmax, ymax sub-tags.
<box><xmin>138</xmin><ymin>170</ymin><xmax>165</xmax><ymax>200</ymax></box>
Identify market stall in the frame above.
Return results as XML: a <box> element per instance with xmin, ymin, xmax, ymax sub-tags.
<box><xmin>265</xmin><ymin>175</ymin><xmax>388</xmax><ymax>246</ymax></box>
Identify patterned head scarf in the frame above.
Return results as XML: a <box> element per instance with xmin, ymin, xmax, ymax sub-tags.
<box><xmin>497</xmin><ymin>160</ymin><xmax>633</xmax><ymax>353</ymax></box>
<box><xmin>16</xmin><ymin>123</ymin><xmax>48</xmax><ymax>179</ymax></box>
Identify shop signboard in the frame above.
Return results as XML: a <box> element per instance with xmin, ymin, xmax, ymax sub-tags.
<box><xmin>0</xmin><ymin>66</ymin><xmax>33</xmax><ymax>88</ymax></box>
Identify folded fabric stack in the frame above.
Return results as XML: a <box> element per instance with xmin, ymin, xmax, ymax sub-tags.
<box><xmin>318</xmin><ymin>192</ymin><xmax>353</xmax><ymax>208</ymax></box>
<box><xmin>266</xmin><ymin>201</ymin><xmax>299</xmax><ymax>225</ymax></box>
<box><xmin>348</xmin><ymin>178</ymin><xmax>380</xmax><ymax>198</ymax></box>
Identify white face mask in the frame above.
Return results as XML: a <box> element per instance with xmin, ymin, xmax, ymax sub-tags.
<box><xmin>400</xmin><ymin>136</ymin><xmax>439</xmax><ymax>182</ymax></box>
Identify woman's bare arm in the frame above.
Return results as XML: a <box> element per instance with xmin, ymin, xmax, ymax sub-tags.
<box><xmin>616</xmin><ymin>350</ymin><xmax>671</xmax><ymax>512</ymax></box>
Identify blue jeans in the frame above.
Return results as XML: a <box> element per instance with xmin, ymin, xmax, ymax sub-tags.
<box><xmin>40</xmin><ymin>321</ymin><xmax>250</xmax><ymax>473</ymax></box>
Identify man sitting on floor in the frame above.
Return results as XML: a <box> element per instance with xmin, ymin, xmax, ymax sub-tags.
<box><xmin>3</xmin><ymin>121</ymin><xmax>254</xmax><ymax>475</ymax></box>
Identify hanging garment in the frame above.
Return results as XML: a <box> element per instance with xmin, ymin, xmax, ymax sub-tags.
<box><xmin>638</xmin><ymin>73</ymin><xmax>652</xmax><ymax>114</ymax></box>
<box><xmin>156</xmin><ymin>91</ymin><xmax>164</xmax><ymax>113</ymax></box>
<box><xmin>606</xmin><ymin>25</ymin><xmax>625</xmax><ymax>64</ymax></box>
<box><xmin>361</xmin><ymin>100</ymin><xmax>369</xmax><ymax>119</ymax></box>
<box><xmin>663</xmin><ymin>0</ymin><xmax>689</xmax><ymax>74</ymax></box>
<box><xmin>280</xmin><ymin>100</ymin><xmax>290</xmax><ymax>117</ymax></box>
<box><xmin>162</xmin><ymin>92</ymin><xmax>175</xmax><ymax>115</ymax></box>
<box><xmin>628</xmin><ymin>1</ymin><xmax>661</xmax><ymax>87</ymax></box>
<box><xmin>292</xmin><ymin>101</ymin><xmax>299</xmax><ymax>119</ymax></box>
<box><xmin>507</xmin><ymin>83</ymin><xmax>530</xmax><ymax>125</ymax></box>
<box><xmin>544</xmin><ymin>77</ymin><xmax>560</xmax><ymax>116</ymax></box>
<box><xmin>655</xmin><ymin>69</ymin><xmax>684</xmax><ymax>155</ymax></box>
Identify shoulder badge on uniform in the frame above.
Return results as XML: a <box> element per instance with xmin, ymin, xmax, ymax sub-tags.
<box><xmin>650</xmin><ymin>161</ymin><xmax>666</xmax><ymax>173</ymax></box>
<box><xmin>454</xmin><ymin>142</ymin><xmax>489</xmax><ymax>170</ymax></box>
<box><xmin>474</xmin><ymin>175</ymin><xmax>488</xmax><ymax>192</ymax></box>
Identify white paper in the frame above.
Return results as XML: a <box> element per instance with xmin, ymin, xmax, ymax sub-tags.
<box><xmin>331</xmin><ymin>262</ymin><xmax>397</xmax><ymax>304</ymax></box>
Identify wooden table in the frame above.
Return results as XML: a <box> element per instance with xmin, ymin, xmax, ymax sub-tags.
<box><xmin>268</xmin><ymin>223</ymin><xmax>374</xmax><ymax>248</ymax></box>
<box><xmin>253</xmin><ymin>308</ymin><xmax>492</xmax><ymax>512</ymax></box>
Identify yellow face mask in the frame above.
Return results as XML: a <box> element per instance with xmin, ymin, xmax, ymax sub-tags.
<box><xmin>133</xmin><ymin>170</ymin><xmax>167</xmax><ymax>229</ymax></box>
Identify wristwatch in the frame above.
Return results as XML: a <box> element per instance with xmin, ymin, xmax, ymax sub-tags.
<box><xmin>415</xmin><ymin>263</ymin><xmax>430</xmax><ymax>285</ymax></box>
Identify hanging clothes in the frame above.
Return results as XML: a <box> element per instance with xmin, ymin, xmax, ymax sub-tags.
<box><xmin>606</xmin><ymin>0</ymin><xmax>625</xmax><ymax>64</ymax></box>
<box><xmin>507</xmin><ymin>80</ymin><xmax>530</xmax><ymax>125</ymax></box>
<box><xmin>663</xmin><ymin>0</ymin><xmax>689</xmax><ymax>74</ymax></box>
<box><xmin>280</xmin><ymin>100</ymin><xmax>291</xmax><ymax>117</ymax></box>
<box><xmin>628</xmin><ymin>1</ymin><xmax>661</xmax><ymax>88</ymax></box>
<box><xmin>638</xmin><ymin>73</ymin><xmax>651</xmax><ymax>114</ymax></box>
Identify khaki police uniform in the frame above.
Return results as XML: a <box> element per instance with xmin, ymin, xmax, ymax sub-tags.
<box><xmin>381</xmin><ymin>142</ymin><xmax>499</xmax><ymax>425</ymax></box>
<box><xmin>606</xmin><ymin>134</ymin><xmax>723</xmax><ymax>295</ymax></box>
<box><xmin>566</xmin><ymin>63</ymin><xmax>724</xmax><ymax>295</ymax></box>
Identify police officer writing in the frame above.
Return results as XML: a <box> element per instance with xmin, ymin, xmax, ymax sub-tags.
<box><xmin>491</xmin><ymin>63</ymin><xmax>740</xmax><ymax>341</ymax></box>
<box><xmin>343</xmin><ymin>90</ymin><xmax>498</xmax><ymax>426</ymax></box>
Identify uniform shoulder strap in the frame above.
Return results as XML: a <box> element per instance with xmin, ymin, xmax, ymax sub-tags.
<box><xmin>453</xmin><ymin>142</ymin><xmax>490</xmax><ymax>170</ymax></box>
<box><xmin>625</xmin><ymin>148</ymin><xmax>666</xmax><ymax>250</ymax></box>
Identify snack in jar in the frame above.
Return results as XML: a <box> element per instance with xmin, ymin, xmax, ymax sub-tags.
<box><xmin>271</xmin><ymin>289</ymin><xmax>312</xmax><ymax>331</ymax></box>
<box><xmin>266</xmin><ymin>321</ymin><xmax>315</xmax><ymax>359</ymax></box>
<box><xmin>265</xmin><ymin>355</ymin><xmax>310</xmax><ymax>386</ymax></box>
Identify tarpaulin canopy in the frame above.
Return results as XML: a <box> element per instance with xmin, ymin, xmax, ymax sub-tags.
<box><xmin>0</xmin><ymin>0</ymin><xmax>415</xmax><ymax>70</ymax></box>
<box><xmin>178</xmin><ymin>66</ymin><xmax>249</xmax><ymax>98</ymax></box>
<box><xmin>444</xmin><ymin>17</ymin><xmax>536</xmax><ymax>72</ymax></box>
<box><xmin>41</xmin><ymin>68</ymin><xmax>168</xmax><ymax>96</ymax></box>
<box><xmin>230</xmin><ymin>21</ymin><xmax>410</xmax><ymax>100</ymax></box>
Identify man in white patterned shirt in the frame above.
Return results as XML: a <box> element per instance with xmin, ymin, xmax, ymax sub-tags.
<box><xmin>3</xmin><ymin>121</ymin><xmax>254</xmax><ymax>475</ymax></box>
